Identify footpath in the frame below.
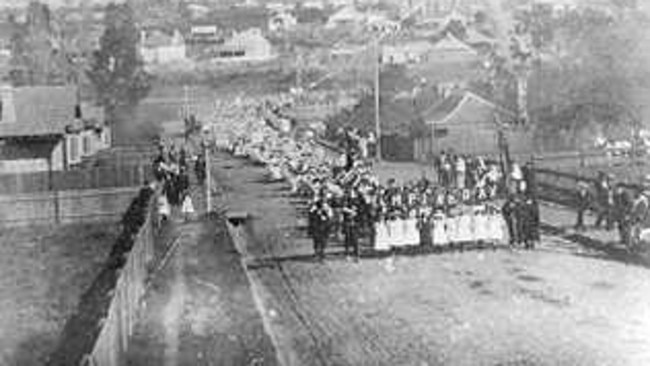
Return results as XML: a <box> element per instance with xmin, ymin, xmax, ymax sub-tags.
<box><xmin>124</xmin><ymin>174</ymin><xmax>277</xmax><ymax>365</ymax></box>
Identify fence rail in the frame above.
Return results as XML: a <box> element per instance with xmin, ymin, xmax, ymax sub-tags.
<box><xmin>0</xmin><ymin>186</ymin><xmax>142</xmax><ymax>227</ymax></box>
<box><xmin>535</xmin><ymin>167</ymin><xmax>642</xmax><ymax>208</ymax></box>
<box><xmin>0</xmin><ymin>164</ymin><xmax>152</xmax><ymax>195</ymax></box>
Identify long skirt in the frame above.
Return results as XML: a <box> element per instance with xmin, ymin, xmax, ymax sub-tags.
<box><xmin>181</xmin><ymin>195</ymin><xmax>195</xmax><ymax>215</ymax></box>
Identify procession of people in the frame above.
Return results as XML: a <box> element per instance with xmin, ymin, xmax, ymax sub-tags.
<box><xmin>152</xmin><ymin>141</ymin><xmax>198</xmax><ymax>224</ymax></box>
<box><xmin>210</xmin><ymin>92</ymin><xmax>546</xmax><ymax>262</ymax></box>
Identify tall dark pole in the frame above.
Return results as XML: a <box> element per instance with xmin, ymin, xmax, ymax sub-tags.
<box><xmin>374</xmin><ymin>37</ymin><xmax>381</xmax><ymax>161</ymax></box>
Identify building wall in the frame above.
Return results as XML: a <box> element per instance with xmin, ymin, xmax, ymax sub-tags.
<box><xmin>0</xmin><ymin>157</ymin><xmax>49</xmax><ymax>173</ymax></box>
<box><xmin>141</xmin><ymin>44</ymin><xmax>187</xmax><ymax>64</ymax></box>
<box><xmin>0</xmin><ymin>139</ymin><xmax>65</xmax><ymax>173</ymax></box>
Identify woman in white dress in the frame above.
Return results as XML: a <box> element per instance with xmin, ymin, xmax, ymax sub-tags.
<box><xmin>403</xmin><ymin>209</ymin><xmax>420</xmax><ymax>247</ymax></box>
<box><xmin>157</xmin><ymin>193</ymin><xmax>171</xmax><ymax>227</ymax></box>
<box><xmin>181</xmin><ymin>192</ymin><xmax>195</xmax><ymax>222</ymax></box>
<box><xmin>473</xmin><ymin>205</ymin><xmax>489</xmax><ymax>248</ymax></box>
<box><xmin>456</xmin><ymin>208</ymin><xmax>473</xmax><ymax>249</ymax></box>
<box><xmin>431</xmin><ymin>211</ymin><xmax>449</xmax><ymax>249</ymax></box>
<box><xmin>487</xmin><ymin>205</ymin><xmax>506</xmax><ymax>245</ymax></box>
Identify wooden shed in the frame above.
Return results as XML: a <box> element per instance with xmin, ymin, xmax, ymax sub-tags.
<box><xmin>414</xmin><ymin>91</ymin><xmax>533</xmax><ymax>160</ymax></box>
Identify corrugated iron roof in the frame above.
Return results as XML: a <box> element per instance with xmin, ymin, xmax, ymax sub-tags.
<box><xmin>422</xmin><ymin>91</ymin><xmax>516</xmax><ymax>125</ymax></box>
<box><xmin>0</xmin><ymin>86</ymin><xmax>78</xmax><ymax>138</ymax></box>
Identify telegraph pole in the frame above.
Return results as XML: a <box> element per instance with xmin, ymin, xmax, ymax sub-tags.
<box><xmin>204</xmin><ymin>139</ymin><xmax>211</xmax><ymax>214</ymax></box>
<box><xmin>374</xmin><ymin>37</ymin><xmax>381</xmax><ymax>161</ymax></box>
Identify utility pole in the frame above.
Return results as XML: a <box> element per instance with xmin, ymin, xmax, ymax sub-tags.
<box><xmin>374</xmin><ymin>37</ymin><xmax>381</xmax><ymax>161</ymax></box>
<box><xmin>204</xmin><ymin>139</ymin><xmax>211</xmax><ymax>214</ymax></box>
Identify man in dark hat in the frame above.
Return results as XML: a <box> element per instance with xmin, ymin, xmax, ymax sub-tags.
<box><xmin>575</xmin><ymin>181</ymin><xmax>591</xmax><ymax>231</ymax></box>
<box><xmin>594</xmin><ymin>173</ymin><xmax>614</xmax><ymax>231</ymax></box>
<box><xmin>502</xmin><ymin>192</ymin><xmax>519</xmax><ymax>247</ymax></box>
<box><xmin>308</xmin><ymin>197</ymin><xmax>333</xmax><ymax>262</ymax></box>
<box><xmin>521</xmin><ymin>192</ymin><xmax>540</xmax><ymax>249</ymax></box>
<box><xmin>342</xmin><ymin>189</ymin><xmax>361</xmax><ymax>261</ymax></box>
<box><xmin>613</xmin><ymin>183</ymin><xmax>633</xmax><ymax>246</ymax></box>
<box><xmin>195</xmin><ymin>153</ymin><xmax>206</xmax><ymax>185</ymax></box>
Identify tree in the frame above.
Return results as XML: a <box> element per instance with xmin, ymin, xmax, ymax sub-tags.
<box><xmin>87</xmin><ymin>2</ymin><xmax>152</xmax><ymax>144</ymax></box>
<box><xmin>9</xmin><ymin>1</ymin><xmax>71</xmax><ymax>86</ymax></box>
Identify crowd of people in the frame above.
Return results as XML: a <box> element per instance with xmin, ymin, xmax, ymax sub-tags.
<box><xmin>213</xmin><ymin>92</ymin><xmax>543</xmax><ymax>261</ymax></box>
<box><xmin>151</xmin><ymin>141</ymin><xmax>204</xmax><ymax>223</ymax></box>
<box><xmin>574</xmin><ymin>171</ymin><xmax>650</xmax><ymax>249</ymax></box>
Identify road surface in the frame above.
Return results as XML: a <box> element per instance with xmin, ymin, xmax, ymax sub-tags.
<box><xmin>210</xmin><ymin>151</ymin><xmax>650</xmax><ymax>366</ymax></box>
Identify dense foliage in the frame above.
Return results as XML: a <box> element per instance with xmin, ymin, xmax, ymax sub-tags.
<box><xmin>86</xmin><ymin>2</ymin><xmax>152</xmax><ymax>144</ymax></box>
<box><xmin>9</xmin><ymin>2</ymin><xmax>73</xmax><ymax>86</ymax></box>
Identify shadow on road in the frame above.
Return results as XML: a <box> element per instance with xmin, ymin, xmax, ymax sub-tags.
<box><xmin>540</xmin><ymin>223</ymin><xmax>649</xmax><ymax>268</ymax></box>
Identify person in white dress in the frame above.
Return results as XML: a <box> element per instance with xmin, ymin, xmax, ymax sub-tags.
<box><xmin>157</xmin><ymin>193</ymin><xmax>171</xmax><ymax>227</ymax></box>
<box><xmin>431</xmin><ymin>211</ymin><xmax>449</xmax><ymax>248</ymax></box>
<box><xmin>181</xmin><ymin>192</ymin><xmax>195</xmax><ymax>222</ymax></box>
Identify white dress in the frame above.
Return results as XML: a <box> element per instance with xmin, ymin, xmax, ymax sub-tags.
<box><xmin>431</xmin><ymin>214</ymin><xmax>448</xmax><ymax>246</ymax></box>
<box><xmin>403</xmin><ymin>217</ymin><xmax>420</xmax><ymax>246</ymax></box>
<box><xmin>457</xmin><ymin>213</ymin><xmax>473</xmax><ymax>243</ymax></box>
<box><xmin>487</xmin><ymin>213</ymin><xmax>505</xmax><ymax>243</ymax></box>
<box><xmin>387</xmin><ymin>219</ymin><xmax>402</xmax><ymax>247</ymax></box>
<box><xmin>474</xmin><ymin>213</ymin><xmax>489</xmax><ymax>242</ymax></box>
<box><xmin>158</xmin><ymin>195</ymin><xmax>171</xmax><ymax>218</ymax></box>
<box><xmin>181</xmin><ymin>195</ymin><xmax>195</xmax><ymax>215</ymax></box>
<box><xmin>375</xmin><ymin>221</ymin><xmax>391</xmax><ymax>251</ymax></box>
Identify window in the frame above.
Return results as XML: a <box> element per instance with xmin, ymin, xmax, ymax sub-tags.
<box><xmin>434</xmin><ymin>128</ymin><xmax>449</xmax><ymax>138</ymax></box>
<box><xmin>68</xmin><ymin>135</ymin><xmax>80</xmax><ymax>165</ymax></box>
<box><xmin>83</xmin><ymin>135</ymin><xmax>91</xmax><ymax>155</ymax></box>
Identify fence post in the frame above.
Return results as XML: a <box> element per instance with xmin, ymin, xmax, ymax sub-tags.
<box><xmin>54</xmin><ymin>190</ymin><xmax>60</xmax><ymax>225</ymax></box>
<box><xmin>138</xmin><ymin>164</ymin><xmax>145</xmax><ymax>185</ymax></box>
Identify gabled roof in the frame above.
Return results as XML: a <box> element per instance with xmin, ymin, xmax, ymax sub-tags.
<box><xmin>465</xmin><ymin>28</ymin><xmax>496</xmax><ymax>45</ymax></box>
<box><xmin>328</xmin><ymin>5</ymin><xmax>365</xmax><ymax>23</ymax></box>
<box><xmin>430</xmin><ymin>33</ymin><xmax>477</xmax><ymax>54</ymax></box>
<box><xmin>0</xmin><ymin>86</ymin><xmax>78</xmax><ymax>138</ymax></box>
<box><xmin>422</xmin><ymin>91</ymin><xmax>516</xmax><ymax>125</ymax></box>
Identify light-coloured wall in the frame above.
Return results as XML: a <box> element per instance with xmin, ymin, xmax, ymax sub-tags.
<box><xmin>0</xmin><ymin>158</ymin><xmax>49</xmax><ymax>173</ymax></box>
<box><xmin>0</xmin><ymin>139</ymin><xmax>65</xmax><ymax>173</ymax></box>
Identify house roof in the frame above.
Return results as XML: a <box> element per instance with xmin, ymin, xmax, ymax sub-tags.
<box><xmin>0</xmin><ymin>86</ymin><xmax>78</xmax><ymax>138</ymax></box>
<box><xmin>465</xmin><ymin>28</ymin><xmax>496</xmax><ymax>45</ymax></box>
<box><xmin>422</xmin><ymin>91</ymin><xmax>516</xmax><ymax>125</ymax></box>
<box><xmin>328</xmin><ymin>5</ymin><xmax>366</xmax><ymax>23</ymax></box>
<box><xmin>406</xmin><ymin>59</ymin><xmax>484</xmax><ymax>84</ymax></box>
<box><xmin>430</xmin><ymin>33</ymin><xmax>477</xmax><ymax>53</ymax></box>
<box><xmin>194</xmin><ymin>7</ymin><xmax>269</xmax><ymax>32</ymax></box>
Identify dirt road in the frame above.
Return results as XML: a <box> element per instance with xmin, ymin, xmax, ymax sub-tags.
<box><xmin>212</xmin><ymin>151</ymin><xmax>650</xmax><ymax>366</ymax></box>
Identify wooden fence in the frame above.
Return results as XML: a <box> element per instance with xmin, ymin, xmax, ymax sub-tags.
<box><xmin>0</xmin><ymin>186</ymin><xmax>142</xmax><ymax>227</ymax></box>
<box><xmin>81</xmin><ymin>201</ymin><xmax>155</xmax><ymax>366</ymax></box>
<box><xmin>535</xmin><ymin>167</ymin><xmax>642</xmax><ymax>208</ymax></box>
<box><xmin>0</xmin><ymin>164</ymin><xmax>151</xmax><ymax>195</ymax></box>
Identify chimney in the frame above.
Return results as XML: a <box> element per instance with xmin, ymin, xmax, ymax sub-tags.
<box><xmin>0</xmin><ymin>84</ymin><xmax>16</xmax><ymax>124</ymax></box>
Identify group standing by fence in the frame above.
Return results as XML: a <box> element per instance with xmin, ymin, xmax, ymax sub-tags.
<box><xmin>574</xmin><ymin>171</ymin><xmax>650</xmax><ymax>251</ymax></box>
